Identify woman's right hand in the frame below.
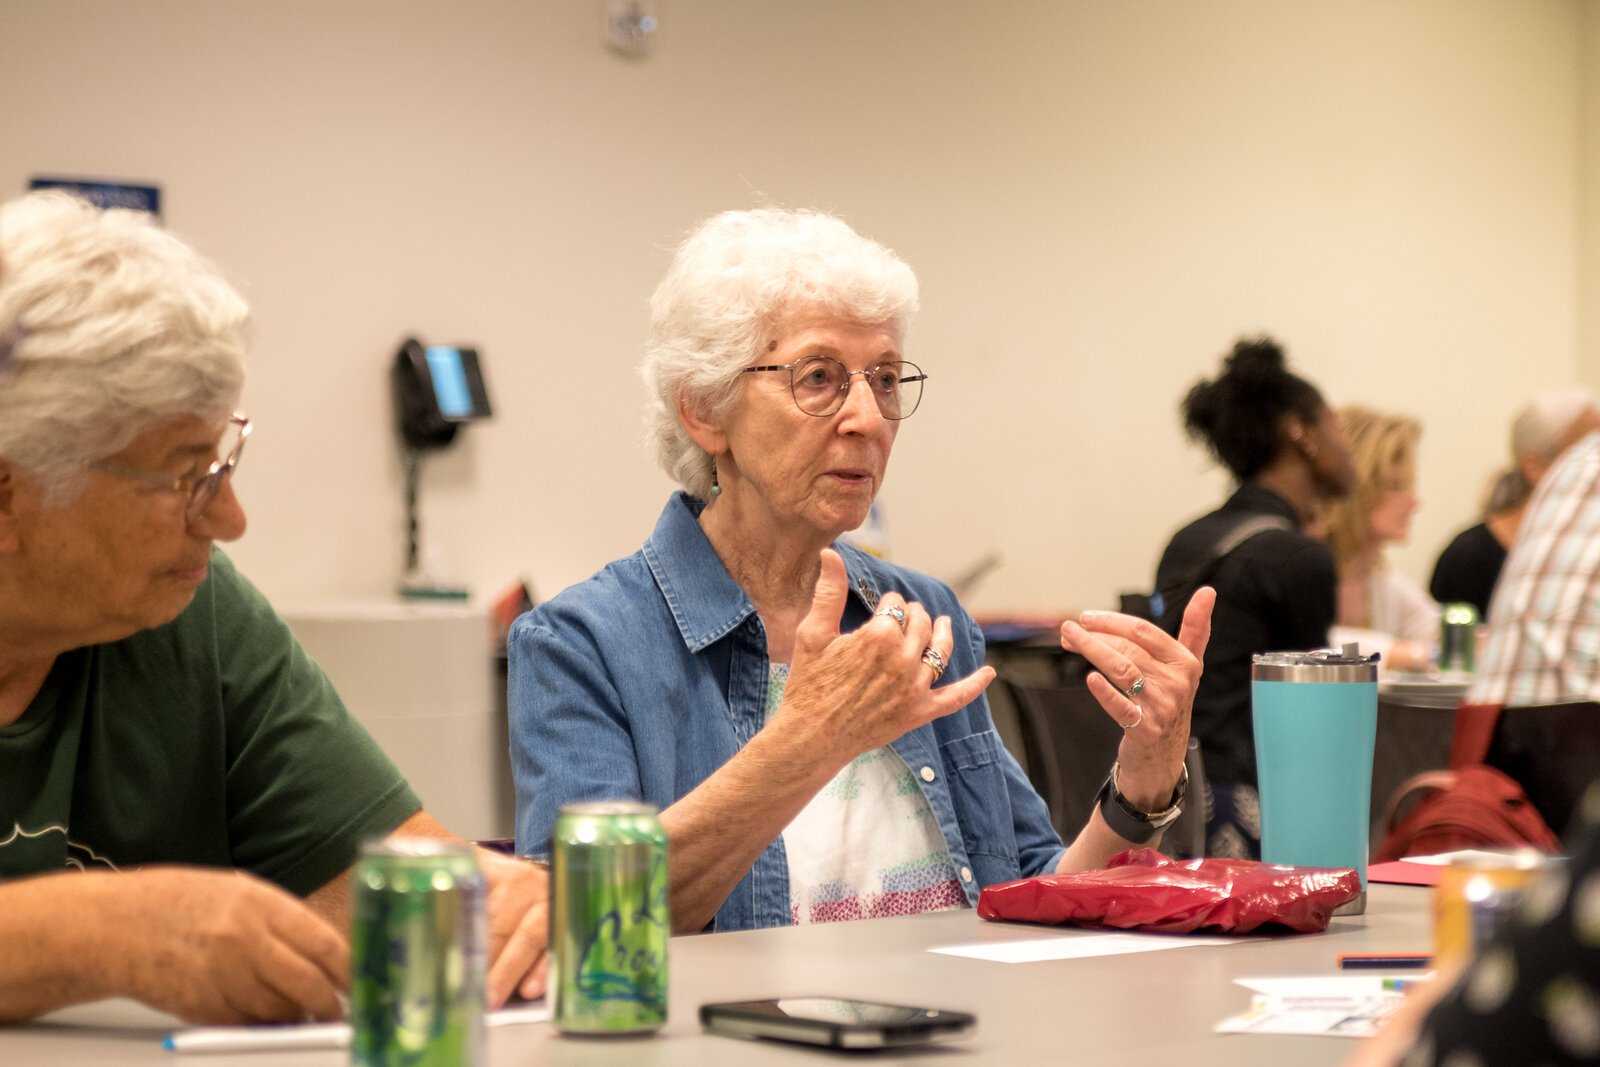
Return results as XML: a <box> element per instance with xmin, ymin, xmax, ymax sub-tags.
<box><xmin>654</xmin><ymin>549</ymin><xmax>994</xmax><ymax>932</ymax></box>
<box><xmin>778</xmin><ymin>549</ymin><xmax>994</xmax><ymax>765</ymax></box>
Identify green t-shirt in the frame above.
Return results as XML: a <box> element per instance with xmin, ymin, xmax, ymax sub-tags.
<box><xmin>0</xmin><ymin>550</ymin><xmax>421</xmax><ymax>897</ymax></box>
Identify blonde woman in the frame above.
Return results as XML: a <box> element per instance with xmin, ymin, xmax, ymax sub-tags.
<box><xmin>1326</xmin><ymin>406</ymin><xmax>1439</xmax><ymax>671</ymax></box>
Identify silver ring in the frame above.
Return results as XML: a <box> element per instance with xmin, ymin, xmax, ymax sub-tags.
<box><xmin>920</xmin><ymin>646</ymin><xmax>947</xmax><ymax>681</ymax></box>
<box><xmin>1128</xmin><ymin>676</ymin><xmax>1146</xmax><ymax>696</ymax></box>
<box><xmin>876</xmin><ymin>605</ymin><xmax>907</xmax><ymax>632</ymax></box>
<box><xmin>1122</xmin><ymin>705</ymin><xmax>1144</xmax><ymax>730</ymax></box>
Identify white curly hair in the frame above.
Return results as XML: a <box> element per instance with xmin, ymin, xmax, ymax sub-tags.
<box><xmin>0</xmin><ymin>191</ymin><xmax>247</xmax><ymax>502</ymax></box>
<box><xmin>640</xmin><ymin>208</ymin><xmax>919</xmax><ymax>499</ymax></box>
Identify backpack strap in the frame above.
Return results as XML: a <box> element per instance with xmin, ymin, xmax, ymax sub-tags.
<box><xmin>1213</xmin><ymin>514</ymin><xmax>1295</xmax><ymax>557</ymax></box>
<box><xmin>1157</xmin><ymin>513</ymin><xmax>1294</xmax><ymax>627</ymax></box>
<box><xmin>1382</xmin><ymin>770</ymin><xmax>1458</xmax><ymax>834</ymax></box>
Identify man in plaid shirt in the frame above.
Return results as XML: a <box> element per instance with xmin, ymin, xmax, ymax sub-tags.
<box><xmin>1471</xmin><ymin>428</ymin><xmax>1600</xmax><ymax>708</ymax></box>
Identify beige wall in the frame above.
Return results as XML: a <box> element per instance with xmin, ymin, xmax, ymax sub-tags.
<box><xmin>1</xmin><ymin>0</ymin><xmax>1586</xmax><ymax>614</ymax></box>
<box><xmin>1581</xmin><ymin>0</ymin><xmax>1600</xmax><ymax>391</ymax></box>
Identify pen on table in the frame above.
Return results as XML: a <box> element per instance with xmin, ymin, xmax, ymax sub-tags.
<box><xmin>162</xmin><ymin>1021</ymin><xmax>350</xmax><ymax>1054</ymax></box>
<box><xmin>162</xmin><ymin>1004</ymin><xmax>550</xmax><ymax>1053</ymax></box>
<box><xmin>1337</xmin><ymin>953</ymin><xmax>1433</xmax><ymax>970</ymax></box>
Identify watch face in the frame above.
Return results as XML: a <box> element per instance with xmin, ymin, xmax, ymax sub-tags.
<box><xmin>1147</xmin><ymin>804</ymin><xmax>1183</xmax><ymax>829</ymax></box>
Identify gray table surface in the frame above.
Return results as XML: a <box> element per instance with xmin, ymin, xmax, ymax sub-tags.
<box><xmin>1</xmin><ymin>884</ymin><xmax>1432</xmax><ymax>1065</ymax></box>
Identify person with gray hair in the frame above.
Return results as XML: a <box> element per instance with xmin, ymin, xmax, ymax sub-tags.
<box><xmin>0</xmin><ymin>191</ymin><xmax>549</xmax><ymax>1025</ymax></box>
<box><xmin>1430</xmin><ymin>386</ymin><xmax>1600</xmax><ymax>616</ymax></box>
<box><xmin>510</xmin><ymin>208</ymin><xmax>1215</xmax><ymax>933</ymax></box>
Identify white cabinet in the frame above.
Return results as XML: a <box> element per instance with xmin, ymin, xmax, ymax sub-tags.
<box><xmin>280</xmin><ymin>601</ymin><xmax>512</xmax><ymax>843</ymax></box>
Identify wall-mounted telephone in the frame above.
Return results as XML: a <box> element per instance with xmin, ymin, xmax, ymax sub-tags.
<box><xmin>391</xmin><ymin>336</ymin><xmax>493</xmax><ymax>598</ymax></box>
<box><xmin>393</xmin><ymin>337</ymin><xmax>493</xmax><ymax>450</ymax></box>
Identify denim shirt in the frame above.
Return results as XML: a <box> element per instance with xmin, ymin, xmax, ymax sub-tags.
<box><xmin>509</xmin><ymin>493</ymin><xmax>1065</xmax><ymax>931</ymax></box>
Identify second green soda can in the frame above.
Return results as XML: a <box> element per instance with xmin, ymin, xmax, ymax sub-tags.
<box><xmin>349</xmin><ymin>840</ymin><xmax>487</xmax><ymax>1067</ymax></box>
<box><xmin>549</xmin><ymin>801</ymin><xmax>670</xmax><ymax>1035</ymax></box>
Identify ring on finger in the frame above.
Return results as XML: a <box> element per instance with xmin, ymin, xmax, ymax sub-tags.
<box><xmin>1127</xmin><ymin>675</ymin><xmax>1146</xmax><ymax>697</ymax></box>
<box><xmin>920</xmin><ymin>646</ymin><xmax>947</xmax><ymax>681</ymax></box>
<box><xmin>1121</xmin><ymin>705</ymin><xmax>1144</xmax><ymax>730</ymax></box>
<box><xmin>876</xmin><ymin>605</ymin><xmax>907</xmax><ymax>632</ymax></box>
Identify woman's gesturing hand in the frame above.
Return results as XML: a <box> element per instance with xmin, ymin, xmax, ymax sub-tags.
<box><xmin>782</xmin><ymin>549</ymin><xmax>995</xmax><ymax>765</ymax></box>
<box><xmin>1059</xmin><ymin>586</ymin><xmax>1216</xmax><ymax>812</ymax></box>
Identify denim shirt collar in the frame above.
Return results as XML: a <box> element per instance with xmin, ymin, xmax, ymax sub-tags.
<box><xmin>641</xmin><ymin>492</ymin><xmax>885</xmax><ymax>653</ymax></box>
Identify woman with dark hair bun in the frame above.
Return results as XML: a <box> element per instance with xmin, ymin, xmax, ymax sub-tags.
<box><xmin>1151</xmin><ymin>336</ymin><xmax>1357</xmax><ymax>858</ymax></box>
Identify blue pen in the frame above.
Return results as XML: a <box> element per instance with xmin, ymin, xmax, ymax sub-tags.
<box><xmin>1338</xmin><ymin>953</ymin><xmax>1433</xmax><ymax>969</ymax></box>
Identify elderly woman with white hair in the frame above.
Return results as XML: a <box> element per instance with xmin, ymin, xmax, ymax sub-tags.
<box><xmin>0</xmin><ymin>191</ymin><xmax>548</xmax><ymax>1025</ymax></box>
<box><xmin>509</xmin><ymin>208</ymin><xmax>1214</xmax><ymax>933</ymax></box>
<box><xmin>1430</xmin><ymin>386</ymin><xmax>1600</xmax><ymax>617</ymax></box>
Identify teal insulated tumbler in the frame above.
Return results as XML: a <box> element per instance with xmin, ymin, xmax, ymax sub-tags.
<box><xmin>1251</xmin><ymin>644</ymin><xmax>1380</xmax><ymax>915</ymax></box>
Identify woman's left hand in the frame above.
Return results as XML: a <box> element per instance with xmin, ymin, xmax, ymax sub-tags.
<box><xmin>1058</xmin><ymin>587</ymin><xmax>1216</xmax><ymax>812</ymax></box>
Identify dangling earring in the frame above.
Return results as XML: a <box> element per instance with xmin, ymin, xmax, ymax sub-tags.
<box><xmin>710</xmin><ymin>455</ymin><xmax>722</xmax><ymax>498</ymax></box>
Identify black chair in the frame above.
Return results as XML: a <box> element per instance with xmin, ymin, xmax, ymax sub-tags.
<box><xmin>999</xmin><ymin>668</ymin><xmax>1209</xmax><ymax>859</ymax></box>
<box><xmin>1370</xmin><ymin>698</ymin><xmax>1457</xmax><ymax>843</ymax></box>
<box><xmin>1485</xmin><ymin>701</ymin><xmax>1600</xmax><ymax>839</ymax></box>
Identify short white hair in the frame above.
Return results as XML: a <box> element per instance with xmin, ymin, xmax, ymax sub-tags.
<box><xmin>1512</xmin><ymin>386</ymin><xmax>1596</xmax><ymax>464</ymax></box>
<box><xmin>0</xmin><ymin>191</ymin><xmax>247</xmax><ymax>502</ymax></box>
<box><xmin>640</xmin><ymin>208</ymin><xmax>919</xmax><ymax>499</ymax></box>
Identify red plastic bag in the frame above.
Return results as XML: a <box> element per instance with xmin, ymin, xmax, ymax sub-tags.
<box><xmin>977</xmin><ymin>848</ymin><xmax>1362</xmax><ymax>934</ymax></box>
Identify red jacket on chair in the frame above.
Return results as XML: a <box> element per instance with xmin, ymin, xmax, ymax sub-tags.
<box><xmin>1374</xmin><ymin>702</ymin><xmax>1562</xmax><ymax>862</ymax></box>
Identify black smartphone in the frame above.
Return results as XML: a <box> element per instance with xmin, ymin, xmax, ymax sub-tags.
<box><xmin>700</xmin><ymin>997</ymin><xmax>976</xmax><ymax>1049</ymax></box>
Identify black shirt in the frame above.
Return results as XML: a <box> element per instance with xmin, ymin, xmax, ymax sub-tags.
<box><xmin>1152</xmin><ymin>483</ymin><xmax>1337</xmax><ymax>789</ymax></box>
<box><xmin>1428</xmin><ymin>522</ymin><xmax>1507</xmax><ymax>619</ymax></box>
<box><xmin>1411</xmin><ymin>782</ymin><xmax>1600</xmax><ymax>1064</ymax></box>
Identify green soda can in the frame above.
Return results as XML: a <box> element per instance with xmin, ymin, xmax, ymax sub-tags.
<box><xmin>1439</xmin><ymin>602</ymin><xmax>1479</xmax><ymax>673</ymax></box>
<box><xmin>550</xmin><ymin>801</ymin><xmax>670</xmax><ymax>1035</ymax></box>
<box><xmin>350</xmin><ymin>840</ymin><xmax>487</xmax><ymax>1066</ymax></box>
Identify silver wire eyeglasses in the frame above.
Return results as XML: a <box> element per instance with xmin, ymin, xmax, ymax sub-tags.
<box><xmin>742</xmin><ymin>355</ymin><xmax>928</xmax><ymax>420</ymax></box>
<box><xmin>90</xmin><ymin>413</ymin><xmax>252</xmax><ymax>524</ymax></box>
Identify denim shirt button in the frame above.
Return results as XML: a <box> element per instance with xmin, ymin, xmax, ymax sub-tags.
<box><xmin>960</xmin><ymin>866</ymin><xmax>973</xmax><ymax>883</ymax></box>
<box><xmin>919</xmin><ymin>766</ymin><xmax>936</xmax><ymax>783</ymax></box>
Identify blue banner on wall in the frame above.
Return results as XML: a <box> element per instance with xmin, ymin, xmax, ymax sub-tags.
<box><xmin>28</xmin><ymin>177</ymin><xmax>161</xmax><ymax>218</ymax></box>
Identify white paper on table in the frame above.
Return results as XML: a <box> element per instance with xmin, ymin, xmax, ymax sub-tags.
<box><xmin>489</xmin><ymin>1003</ymin><xmax>552</xmax><ymax>1027</ymax></box>
<box><xmin>929</xmin><ymin>931</ymin><xmax>1255</xmax><ymax>963</ymax></box>
<box><xmin>1402</xmin><ymin>848</ymin><xmax>1535</xmax><ymax>866</ymax></box>
<box><xmin>1236</xmin><ymin>975</ymin><xmax>1431</xmax><ymax>997</ymax></box>
<box><xmin>1216</xmin><ymin>977</ymin><xmax>1410</xmax><ymax>1039</ymax></box>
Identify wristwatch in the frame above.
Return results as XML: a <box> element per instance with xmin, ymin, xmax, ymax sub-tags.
<box><xmin>1095</xmin><ymin>762</ymin><xmax>1188</xmax><ymax>844</ymax></box>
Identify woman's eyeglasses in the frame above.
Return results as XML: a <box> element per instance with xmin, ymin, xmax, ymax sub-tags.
<box><xmin>89</xmin><ymin>413</ymin><xmax>252</xmax><ymax>525</ymax></box>
<box><xmin>742</xmin><ymin>356</ymin><xmax>927</xmax><ymax>420</ymax></box>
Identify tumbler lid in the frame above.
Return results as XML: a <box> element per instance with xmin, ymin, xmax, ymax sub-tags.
<box><xmin>1252</xmin><ymin>643</ymin><xmax>1380</xmax><ymax>683</ymax></box>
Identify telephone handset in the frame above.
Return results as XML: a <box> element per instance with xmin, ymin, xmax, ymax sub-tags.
<box><xmin>392</xmin><ymin>337</ymin><xmax>492</xmax><ymax>450</ymax></box>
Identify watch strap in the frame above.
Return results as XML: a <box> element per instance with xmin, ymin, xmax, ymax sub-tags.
<box><xmin>1095</xmin><ymin>762</ymin><xmax>1188</xmax><ymax>844</ymax></box>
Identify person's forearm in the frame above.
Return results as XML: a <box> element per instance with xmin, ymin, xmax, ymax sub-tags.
<box><xmin>658</xmin><ymin>721</ymin><xmax>849</xmax><ymax>933</ymax></box>
<box><xmin>1057</xmin><ymin>806</ymin><xmax>1163</xmax><ymax>873</ymax></box>
<box><xmin>1343</xmin><ymin>960</ymin><xmax>1459</xmax><ymax>1066</ymax></box>
<box><xmin>305</xmin><ymin>807</ymin><xmax>443</xmax><ymax>931</ymax></box>
<box><xmin>0</xmin><ymin>873</ymin><xmax>123</xmax><ymax>1022</ymax></box>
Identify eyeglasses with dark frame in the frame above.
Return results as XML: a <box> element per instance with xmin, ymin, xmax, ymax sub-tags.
<box><xmin>742</xmin><ymin>355</ymin><xmax>928</xmax><ymax>420</ymax></box>
<box><xmin>89</xmin><ymin>413</ymin><xmax>252</xmax><ymax>525</ymax></box>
